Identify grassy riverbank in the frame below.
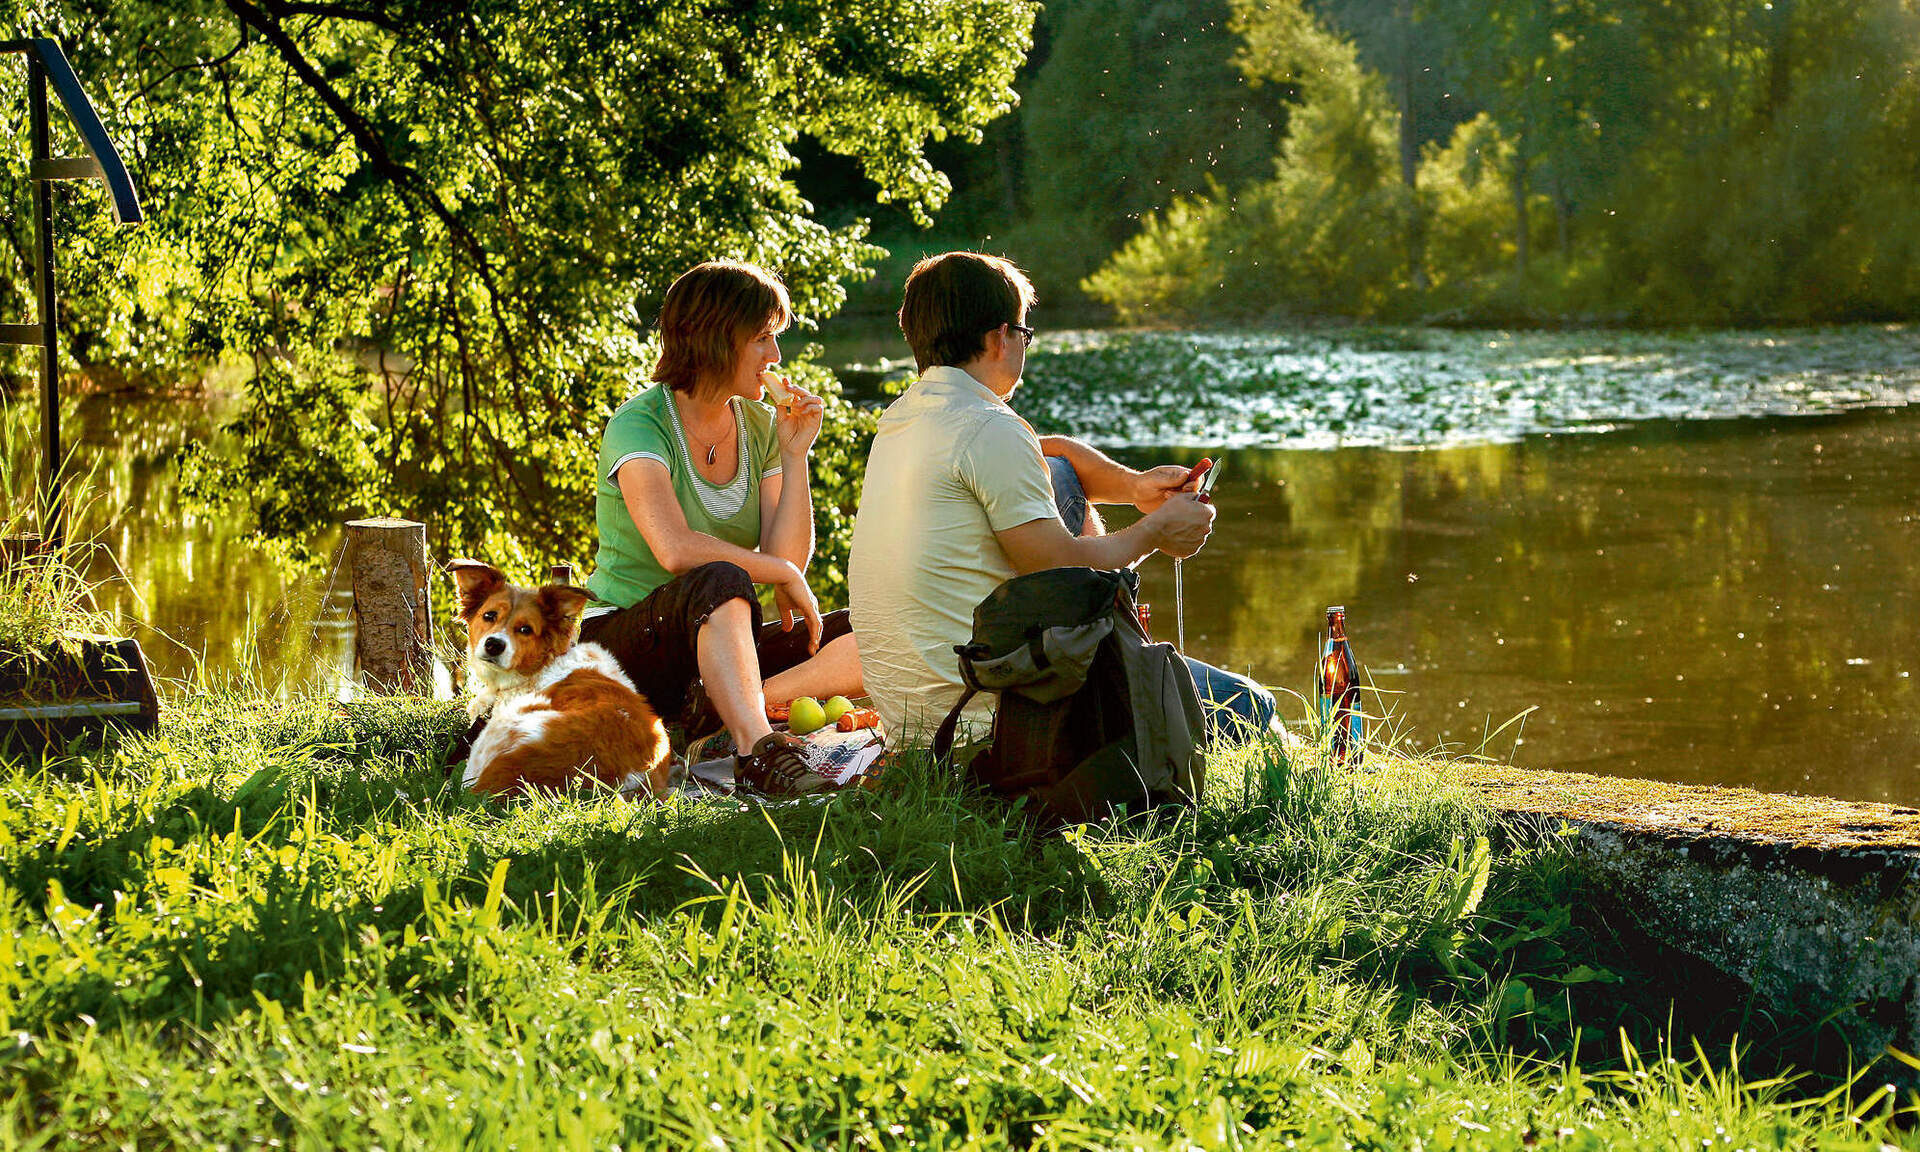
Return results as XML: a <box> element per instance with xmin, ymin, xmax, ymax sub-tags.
<box><xmin>1</xmin><ymin>695</ymin><xmax>1913</xmax><ymax>1147</ymax></box>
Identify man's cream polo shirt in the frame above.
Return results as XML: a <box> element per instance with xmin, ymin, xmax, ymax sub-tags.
<box><xmin>849</xmin><ymin>366</ymin><xmax>1061</xmax><ymax>741</ymax></box>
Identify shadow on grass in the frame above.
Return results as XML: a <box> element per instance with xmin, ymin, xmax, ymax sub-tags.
<box><xmin>0</xmin><ymin>698</ymin><xmax>1891</xmax><ymax>1102</ymax></box>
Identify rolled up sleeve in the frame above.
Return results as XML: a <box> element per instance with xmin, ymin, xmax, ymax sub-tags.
<box><xmin>959</xmin><ymin>413</ymin><xmax>1061</xmax><ymax>532</ymax></box>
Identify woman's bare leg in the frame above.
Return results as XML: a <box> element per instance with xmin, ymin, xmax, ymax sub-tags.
<box><xmin>695</xmin><ymin>598</ymin><xmax>775</xmax><ymax>750</ymax></box>
<box><xmin>763</xmin><ymin>632</ymin><xmax>863</xmax><ymax>705</ymax></box>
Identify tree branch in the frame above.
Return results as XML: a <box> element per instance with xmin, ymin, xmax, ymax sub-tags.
<box><xmin>222</xmin><ymin>0</ymin><xmax>539</xmax><ymax>394</ymax></box>
<box><xmin>267</xmin><ymin>0</ymin><xmax>405</xmax><ymax>35</ymax></box>
<box><xmin>135</xmin><ymin>31</ymin><xmax>250</xmax><ymax>102</ymax></box>
<box><xmin>221</xmin><ymin>0</ymin><xmax>495</xmax><ymax>285</ymax></box>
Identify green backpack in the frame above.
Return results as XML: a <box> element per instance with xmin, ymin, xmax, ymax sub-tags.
<box><xmin>932</xmin><ymin>567</ymin><xmax>1207</xmax><ymax>829</ymax></box>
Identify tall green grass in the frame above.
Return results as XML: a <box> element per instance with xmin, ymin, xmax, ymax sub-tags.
<box><xmin>0</xmin><ymin>406</ymin><xmax>113</xmax><ymax>661</ymax></box>
<box><xmin>0</xmin><ymin>538</ymin><xmax>108</xmax><ymax>660</ymax></box>
<box><xmin>0</xmin><ymin>696</ymin><xmax>1912</xmax><ymax>1147</ymax></box>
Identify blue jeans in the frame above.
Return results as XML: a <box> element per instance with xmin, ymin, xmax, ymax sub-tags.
<box><xmin>1046</xmin><ymin>456</ymin><xmax>1277</xmax><ymax>743</ymax></box>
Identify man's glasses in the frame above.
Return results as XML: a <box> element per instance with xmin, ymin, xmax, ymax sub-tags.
<box><xmin>1007</xmin><ymin>323</ymin><xmax>1035</xmax><ymax>347</ymax></box>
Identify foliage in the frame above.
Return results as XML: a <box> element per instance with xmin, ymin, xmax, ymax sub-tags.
<box><xmin>1010</xmin><ymin>0</ymin><xmax>1284</xmax><ymax>302</ymax></box>
<box><xmin>0</xmin><ymin>0</ymin><xmax>1035</xmax><ymax>593</ymax></box>
<box><xmin>1577</xmin><ymin>0</ymin><xmax>1920</xmax><ymax>322</ymax></box>
<box><xmin>1077</xmin><ymin>194</ymin><xmax>1238</xmax><ymax>324</ymax></box>
<box><xmin>0</xmin><ymin>695</ymin><xmax>1912</xmax><ymax>1144</ymax></box>
<box><xmin>837</xmin><ymin>0</ymin><xmax>1288</xmax><ymax>319</ymax></box>
<box><xmin>781</xmin><ymin>355</ymin><xmax>880</xmax><ymax>610</ymax></box>
<box><xmin>1077</xmin><ymin>0</ymin><xmax>1920</xmax><ymax>325</ymax></box>
<box><xmin>1416</xmin><ymin>114</ymin><xmax>1526</xmax><ymax>304</ymax></box>
<box><xmin>1085</xmin><ymin>0</ymin><xmax>1510</xmax><ymax>322</ymax></box>
<box><xmin>0</xmin><ymin>403</ymin><xmax>111</xmax><ymax>659</ymax></box>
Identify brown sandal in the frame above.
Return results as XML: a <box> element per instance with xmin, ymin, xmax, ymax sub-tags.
<box><xmin>735</xmin><ymin>732</ymin><xmax>834</xmax><ymax>797</ymax></box>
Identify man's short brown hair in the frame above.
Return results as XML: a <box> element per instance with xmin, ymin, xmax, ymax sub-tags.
<box><xmin>898</xmin><ymin>252</ymin><xmax>1036</xmax><ymax>372</ymax></box>
<box><xmin>652</xmin><ymin>260</ymin><xmax>792</xmax><ymax>395</ymax></box>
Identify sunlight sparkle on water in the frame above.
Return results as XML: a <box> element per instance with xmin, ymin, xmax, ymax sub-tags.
<box><xmin>1017</xmin><ymin>326</ymin><xmax>1920</xmax><ymax>450</ymax></box>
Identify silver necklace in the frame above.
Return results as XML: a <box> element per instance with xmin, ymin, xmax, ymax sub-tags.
<box><xmin>684</xmin><ymin>400</ymin><xmax>734</xmax><ymax>466</ymax></box>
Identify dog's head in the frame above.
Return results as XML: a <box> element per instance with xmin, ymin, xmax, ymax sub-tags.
<box><xmin>447</xmin><ymin>559</ymin><xmax>592</xmax><ymax>677</ymax></box>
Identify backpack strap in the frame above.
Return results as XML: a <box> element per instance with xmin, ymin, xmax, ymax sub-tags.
<box><xmin>931</xmin><ymin>684</ymin><xmax>979</xmax><ymax>767</ymax></box>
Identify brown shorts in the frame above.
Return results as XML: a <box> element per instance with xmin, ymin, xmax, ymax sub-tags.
<box><xmin>579</xmin><ymin>560</ymin><xmax>852</xmax><ymax>725</ymax></box>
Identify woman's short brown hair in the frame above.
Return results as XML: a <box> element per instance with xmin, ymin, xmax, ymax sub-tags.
<box><xmin>898</xmin><ymin>252</ymin><xmax>1036</xmax><ymax>371</ymax></box>
<box><xmin>651</xmin><ymin>261</ymin><xmax>792</xmax><ymax>394</ymax></box>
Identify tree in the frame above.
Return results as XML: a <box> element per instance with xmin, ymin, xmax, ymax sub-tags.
<box><xmin>983</xmin><ymin>0</ymin><xmax>1285</xmax><ymax>308</ymax></box>
<box><xmin>1584</xmin><ymin>0</ymin><xmax>1920</xmax><ymax>321</ymax></box>
<box><xmin>0</xmin><ymin>0</ymin><xmax>1037</xmax><ymax>595</ymax></box>
<box><xmin>1085</xmin><ymin>0</ymin><xmax>1415</xmax><ymax>320</ymax></box>
<box><xmin>1312</xmin><ymin>0</ymin><xmax>1473</xmax><ymax>289</ymax></box>
<box><xmin>1425</xmin><ymin>0</ymin><xmax>1667</xmax><ymax>275</ymax></box>
<box><xmin>1086</xmin><ymin>0</ymin><xmax>1920</xmax><ymax>325</ymax></box>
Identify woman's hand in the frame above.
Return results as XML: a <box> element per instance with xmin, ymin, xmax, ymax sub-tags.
<box><xmin>773</xmin><ymin>562</ymin><xmax>824</xmax><ymax>654</ymax></box>
<box><xmin>771</xmin><ymin>375</ymin><xmax>825</xmax><ymax>459</ymax></box>
<box><xmin>1132</xmin><ymin>464</ymin><xmax>1200</xmax><ymax>513</ymax></box>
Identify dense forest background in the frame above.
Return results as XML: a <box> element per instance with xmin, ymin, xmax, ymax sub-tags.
<box><xmin>2</xmin><ymin>0</ymin><xmax>1916</xmax><ymax>576</ymax></box>
<box><xmin>811</xmin><ymin>0</ymin><xmax>1920</xmax><ymax>328</ymax></box>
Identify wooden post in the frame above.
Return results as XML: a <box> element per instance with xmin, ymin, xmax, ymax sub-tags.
<box><xmin>2</xmin><ymin>533</ymin><xmax>46</xmax><ymax>574</ymax></box>
<box><xmin>346</xmin><ymin>517</ymin><xmax>431</xmax><ymax>694</ymax></box>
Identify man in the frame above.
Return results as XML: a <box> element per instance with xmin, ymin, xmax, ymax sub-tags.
<box><xmin>849</xmin><ymin>251</ymin><xmax>1277</xmax><ymax>742</ymax></box>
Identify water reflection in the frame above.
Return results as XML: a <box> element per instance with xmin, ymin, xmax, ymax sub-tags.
<box><xmin>5</xmin><ymin>393</ymin><xmax>352</xmax><ymax>693</ymax></box>
<box><xmin>1116</xmin><ymin>408</ymin><xmax>1920</xmax><ymax>804</ymax></box>
<box><xmin>13</xmin><ymin>386</ymin><xmax>1920</xmax><ymax>804</ymax></box>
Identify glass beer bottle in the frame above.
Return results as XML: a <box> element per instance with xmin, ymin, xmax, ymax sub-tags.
<box><xmin>1317</xmin><ymin>605</ymin><xmax>1364</xmax><ymax>766</ymax></box>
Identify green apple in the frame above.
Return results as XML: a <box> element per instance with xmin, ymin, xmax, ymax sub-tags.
<box><xmin>823</xmin><ymin>695</ymin><xmax>854</xmax><ymax>723</ymax></box>
<box><xmin>788</xmin><ymin>696</ymin><xmax>828</xmax><ymax>735</ymax></box>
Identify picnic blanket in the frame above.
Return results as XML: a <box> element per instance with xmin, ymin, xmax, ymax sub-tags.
<box><xmin>670</xmin><ymin>721</ymin><xmax>888</xmax><ymax>799</ymax></box>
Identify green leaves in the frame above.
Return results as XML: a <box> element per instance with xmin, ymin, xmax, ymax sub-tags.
<box><xmin>31</xmin><ymin>0</ymin><xmax>1036</xmax><ymax>578</ymax></box>
<box><xmin>1085</xmin><ymin>0</ymin><xmax>1920</xmax><ymax>325</ymax></box>
<box><xmin>1434</xmin><ymin>833</ymin><xmax>1491</xmax><ymax>926</ymax></box>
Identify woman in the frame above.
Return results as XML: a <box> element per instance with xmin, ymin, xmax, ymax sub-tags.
<box><xmin>580</xmin><ymin>260</ymin><xmax>862</xmax><ymax>796</ymax></box>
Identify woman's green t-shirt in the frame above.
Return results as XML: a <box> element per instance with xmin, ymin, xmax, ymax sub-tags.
<box><xmin>586</xmin><ymin>385</ymin><xmax>782</xmax><ymax>608</ymax></box>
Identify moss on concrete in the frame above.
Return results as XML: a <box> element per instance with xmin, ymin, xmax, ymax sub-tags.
<box><xmin>1453</xmin><ymin>764</ymin><xmax>1920</xmax><ymax>851</ymax></box>
<box><xmin>1446</xmin><ymin>762</ymin><xmax>1920</xmax><ymax>1089</ymax></box>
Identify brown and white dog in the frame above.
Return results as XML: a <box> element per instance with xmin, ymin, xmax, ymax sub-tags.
<box><xmin>448</xmin><ymin>560</ymin><xmax>671</xmax><ymax>798</ymax></box>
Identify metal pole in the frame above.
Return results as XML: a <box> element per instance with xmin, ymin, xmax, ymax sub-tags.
<box><xmin>28</xmin><ymin>55</ymin><xmax>60</xmax><ymax>542</ymax></box>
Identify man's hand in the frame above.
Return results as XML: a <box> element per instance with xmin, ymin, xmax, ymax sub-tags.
<box><xmin>1132</xmin><ymin>464</ymin><xmax>1198</xmax><ymax>513</ymax></box>
<box><xmin>1146</xmin><ymin>492</ymin><xmax>1215</xmax><ymax>560</ymax></box>
<box><xmin>773</xmin><ymin>563</ymin><xmax>824</xmax><ymax>654</ymax></box>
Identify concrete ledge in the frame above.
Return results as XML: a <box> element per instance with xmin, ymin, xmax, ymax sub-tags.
<box><xmin>1454</xmin><ymin>766</ymin><xmax>1920</xmax><ymax>1085</ymax></box>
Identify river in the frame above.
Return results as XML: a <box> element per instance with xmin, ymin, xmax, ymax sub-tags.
<box><xmin>17</xmin><ymin>324</ymin><xmax>1919</xmax><ymax>805</ymax></box>
<box><xmin>1109</xmin><ymin>410</ymin><xmax>1919</xmax><ymax>804</ymax></box>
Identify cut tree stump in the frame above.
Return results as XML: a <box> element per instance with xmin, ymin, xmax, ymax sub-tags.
<box><xmin>346</xmin><ymin>517</ymin><xmax>432</xmax><ymax>694</ymax></box>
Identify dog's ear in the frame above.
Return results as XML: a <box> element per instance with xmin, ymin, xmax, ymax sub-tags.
<box><xmin>447</xmin><ymin>559</ymin><xmax>507</xmax><ymax>619</ymax></box>
<box><xmin>537</xmin><ymin>584</ymin><xmax>592</xmax><ymax>648</ymax></box>
<box><xmin>537</xmin><ymin>583</ymin><xmax>592</xmax><ymax>624</ymax></box>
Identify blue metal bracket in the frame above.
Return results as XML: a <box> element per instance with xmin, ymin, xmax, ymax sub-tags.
<box><xmin>0</xmin><ymin>37</ymin><xmax>143</xmax><ymax>538</ymax></box>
